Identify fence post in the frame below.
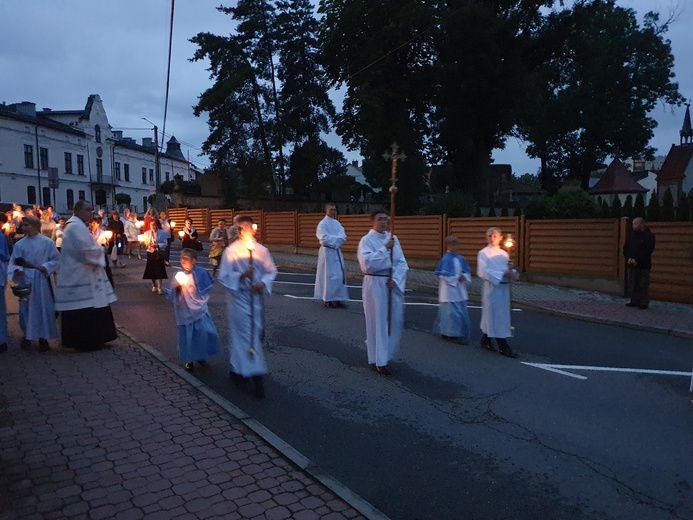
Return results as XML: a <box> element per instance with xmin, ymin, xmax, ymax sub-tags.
<box><xmin>441</xmin><ymin>213</ymin><xmax>448</xmax><ymax>257</ymax></box>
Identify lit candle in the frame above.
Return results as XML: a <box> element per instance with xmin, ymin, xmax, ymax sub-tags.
<box><xmin>1</xmin><ymin>223</ymin><xmax>9</xmax><ymax>232</ymax></box>
<box><xmin>135</xmin><ymin>220</ymin><xmax>144</xmax><ymax>229</ymax></box>
<box><xmin>174</xmin><ymin>270</ymin><xmax>189</xmax><ymax>286</ymax></box>
<box><xmin>252</xmin><ymin>223</ymin><xmax>258</xmax><ymax>231</ymax></box>
<box><xmin>246</xmin><ymin>239</ymin><xmax>255</xmax><ymax>266</ymax></box>
<box><xmin>170</xmin><ymin>221</ymin><xmax>176</xmax><ymax>228</ymax></box>
<box><xmin>504</xmin><ymin>233</ymin><xmax>515</xmax><ymax>250</ymax></box>
<box><xmin>104</xmin><ymin>230</ymin><xmax>113</xmax><ymax>239</ymax></box>
<box><xmin>178</xmin><ymin>230</ymin><xmax>185</xmax><ymax>238</ymax></box>
<box><xmin>137</xmin><ymin>234</ymin><xmax>146</xmax><ymax>243</ymax></box>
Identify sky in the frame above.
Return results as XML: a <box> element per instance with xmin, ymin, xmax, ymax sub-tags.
<box><xmin>1</xmin><ymin>0</ymin><xmax>691</xmax><ymax>176</ymax></box>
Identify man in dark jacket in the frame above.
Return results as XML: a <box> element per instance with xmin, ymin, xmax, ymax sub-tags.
<box><xmin>623</xmin><ymin>217</ymin><xmax>656</xmax><ymax>309</ymax></box>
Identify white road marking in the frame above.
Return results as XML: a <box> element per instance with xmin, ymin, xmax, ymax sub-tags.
<box><xmin>522</xmin><ymin>362</ymin><xmax>692</xmax><ymax>380</ymax></box>
<box><xmin>282</xmin><ymin>294</ymin><xmax>520</xmax><ymax>311</ymax></box>
<box><xmin>274</xmin><ymin>280</ymin><xmax>363</xmax><ymax>289</ymax></box>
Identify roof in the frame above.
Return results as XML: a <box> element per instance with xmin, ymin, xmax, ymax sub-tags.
<box><xmin>114</xmin><ymin>137</ymin><xmax>190</xmax><ymax>164</ymax></box>
<box><xmin>0</xmin><ymin>104</ymin><xmax>86</xmax><ymax>137</ymax></box>
<box><xmin>589</xmin><ymin>158</ymin><xmax>647</xmax><ymax>195</ymax></box>
<box><xmin>656</xmin><ymin>143</ymin><xmax>693</xmax><ymax>182</ymax></box>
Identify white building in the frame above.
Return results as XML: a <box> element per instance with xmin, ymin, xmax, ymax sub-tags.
<box><xmin>0</xmin><ymin>94</ymin><xmax>200</xmax><ymax>214</ymax></box>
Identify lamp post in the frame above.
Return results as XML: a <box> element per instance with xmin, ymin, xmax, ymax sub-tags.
<box><xmin>141</xmin><ymin>118</ymin><xmax>161</xmax><ymax>192</ymax></box>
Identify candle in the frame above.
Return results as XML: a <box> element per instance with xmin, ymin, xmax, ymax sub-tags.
<box><xmin>174</xmin><ymin>271</ymin><xmax>189</xmax><ymax>286</ymax></box>
<box><xmin>137</xmin><ymin>234</ymin><xmax>146</xmax><ymax>243</ymax></box>
<box><xmin>178</xmin><ymin>230</ymin><xmax>185</xmax><ymax>238</ymax></box>
<box><xmin>246</xmin><ymin>239</ymin><xmax>255</xmax><ymax>266</ymax></box>
<box><xmin>170</xmin><ymin>221</ymin><xmax>176</xmax><ymax>228</ymax></box>
<box><xmin>135</xmin><ymin>220</ymin><xmax>144</xmax><ymax>228</ymax></box>
<box><xmin>504</xmin><ymin>233</ymin><xmax>515</xmax><ymax>250</ymax></box>
<box><xmin>104</xmin><ymin>230</ymin><xmax>113</xmax><ymax>239</ymax></box>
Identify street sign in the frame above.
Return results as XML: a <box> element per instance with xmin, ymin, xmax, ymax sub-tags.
<box><xmin>48</xmin><ymin>167</ymin><xmax>59</xmax><ymax>189</ymax></box>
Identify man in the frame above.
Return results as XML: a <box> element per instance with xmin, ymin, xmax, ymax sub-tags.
<box><xmin>357</xmin><ymin>209</ymin><xmax>408</xmax><ymax>375</ymax></box>
<box><xmin>623</xmin><ymin>217</ymin><xmax>656</xmax><ymax>309</ymax></box>
<box><xmin>314</xmin><ymin>203</ymin><xmax>348</xmax><ymax>308</ymax></box>
<box><xmin>8</xmin><ymin>216</ymin><xmax>60</xmax><ymax>352</ymax></box>
<box><xmin>54</xmin><ymin>200</ymin><xmax>117</xmax><ymax>351</ymax></box>
<box><xmin>477</xmin><ymin>227</ymin><xmax>517</xmax><ymax>358</ymax></box>
<box><xmin>218</xmin><ymin>216</ymin><xmax>277</xmax><ymax>398</ymax></box>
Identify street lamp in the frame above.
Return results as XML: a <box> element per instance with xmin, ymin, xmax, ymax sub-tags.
<box><xmin>141</xmin><ymin>118</ymin><xmax>161</xmax><ymax>193</ymax></box>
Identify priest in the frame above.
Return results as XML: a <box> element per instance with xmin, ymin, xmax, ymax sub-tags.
<box><xmin>314</xmin><ymin>203</ymin><xmax>349</xmax><ymax>308</ymax></box>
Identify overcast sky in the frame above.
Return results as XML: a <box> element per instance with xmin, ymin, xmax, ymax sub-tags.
<box><xmin>1</xmin><ymin>0</ymin><xmax>691</xmax><ymax>176</ymax></box>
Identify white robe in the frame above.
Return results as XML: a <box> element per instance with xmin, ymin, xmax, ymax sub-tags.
<box><xmin>54</xmin><ymin>216</ymin><xmax>117</xmax><ymax>312</ymax></box>
<box><xmin>314</xmin><ymin>216</ymin><xmax>348</xmax><ymax>302</ymax></box>
<box><xmin>218</xmin><ymin>239</ymin><xmax>277</xmax><ymax>377</ymax></box>
<box><xmin>357</xmin><ymin>230</ymin><xmax>408</xmax><ymax>366</ymax></box>
<box><xmin>8</xmin><ymin>234</ymin><xmax>60</xmax><ymax>340</ymax></box>
<box><xmin>477</xmin><ymin>245</ymin><xmax>513</xmax><ymax>338</ymax></box>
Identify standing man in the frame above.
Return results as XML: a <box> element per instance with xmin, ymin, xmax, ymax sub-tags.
<box><xmin>54</xmin><ymin>200</ymin><xmax>118</xmax><ymax>351</ymax></box>
<box><xmin>623</xmin><ymin>217</ymin><xmax>656</xmax><ymax>309</ymax></box>
<box><xmin>8</xmin><ymin>216</ymin><xmax>60</xmax><ymax>352</ymax></box>
<box><xmin>477</xmin><ymin>227</ymin><xmax>517</xmax><ymax>358</ymax></box>
<box><xmin>218</xmin><ymin>216</ymin><xmax>277</xmax><ymax>398</ymax></box>
<box><xmin>314</xmin><ymin>203</ymin><xmax>349</xmax><ymax>308</ymax></box>
<box><xmin>357</xmin><ymin>209</ymin><xmax>408</xmax><ymax>375</ymax></box>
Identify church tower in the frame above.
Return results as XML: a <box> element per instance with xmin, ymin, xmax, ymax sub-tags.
<box><xmin>681</xmin><ymin>103</ymin><xmax>692</xmax><ymax>145</ymax></box>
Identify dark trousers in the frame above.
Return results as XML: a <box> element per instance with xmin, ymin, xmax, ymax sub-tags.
<box><xmin>628</xmin><ymin>268</ymin><xmax>650</xmax><ymax>306</ymax></box>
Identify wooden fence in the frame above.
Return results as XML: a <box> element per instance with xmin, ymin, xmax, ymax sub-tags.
<box><xmin>164</xmin><ymin>207</ymin><xmax>693</xmax><ymax>304</ymax></box>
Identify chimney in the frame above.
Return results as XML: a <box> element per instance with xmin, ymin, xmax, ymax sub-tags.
<box><xmin>112</xmin><ymin>130</ymin><xmax>123</xmax><ymax>140</ymax></box>
<box><xmin>13</xmin><ymin>101</ymin><xmax>36</xmax><ymax>118</ymax></box>
<box><xmin>42</xmin><ymin>107</ymin><xmax>52</xmax><ymax>112</ymax></box>
<box><xmin>351</xmin><ymin>160</ymin><xmax>359</xmax><ymax>167</ymax></box>
<box><xmin>142</xmin><ymin>137</ymin><xmax>153</xmax><ymax>148</ymax></box>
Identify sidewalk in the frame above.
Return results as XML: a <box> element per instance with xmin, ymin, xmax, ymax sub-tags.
<box><xmin>271</xmin><ymin>252</ymin><xmax>693</xmax><ymax>340</ymax></box>
<box><xmin>0</xmin><ymin>321</ymin><xmax>380</xmax><ymax>519</ymax></box>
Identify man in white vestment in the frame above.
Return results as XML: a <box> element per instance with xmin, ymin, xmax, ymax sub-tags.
<box><xmin>8</xmin><ymin>216</ymin><xmax>60</xmax><ymax>352</ymax></box>
<box><xmin>357</xmin><ymin>209</ymin><xmax>408</xmax><ymax>375</ymax></box>
<box><xmin>314</xmin><ymin>203</ymin><xmax>349</xmax><ymax>308</ymax></box>
<box><xmin>477</xmin><ymin>227</ymin><xmax>518</xmax><ymax>358</ymax></box>
<box><xmin>54</xmin><ymin>200</ymin><xmax>118</xmax><ymax>351</ymax></box>
<box><xmin>218</xmin><ymin>216</ymin><xmax>277</xmax><ymax>398</ymax></box>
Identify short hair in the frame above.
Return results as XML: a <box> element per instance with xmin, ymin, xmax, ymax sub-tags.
<box><xmin>73</xmin><ymin>199</ymin><xmax>91</xmax><ymax>212</ymax></box>
<box><xmin>218</xmin><ymin>218</ymin><xmax>226</xmax><ymax>224</ymax></box>
<box><xmin>235</xmin><ymin>215</ymin><xmax>253</xmax><ymax>226</ymax></box>
<box><xmin>89</xmin><ymin>217</ymin><xmax>102</xmax><ymax>226</ymax></box>
<box><xmin>486</xmin><ymin>227</ymin><xmax>502</xmax><ymax>237</ymax></box>
<box><xmin>633</xmin><ymin>217</ymin><xmax>646</xmax><ymax>226</ymax></box>
<box><xmin>324</xmin><ymin>203</ymin><xmax>336</xmax><ymax>212</ymax></box>
<box><xmin>180</xmin><ymin>248</ymin><xmax>198</xmax><ymax>259</ymax></box>
<box><xmin>22</xmin><ymin>215</ymin><xmax>41</xmax><ymax>230</ymax></box>
<box><xmin>445</xmin><ymin>235</ymin><xmax>460</xmax><ymax>246</ymax></box>
<box><xmin>111</xmin><ymin>210</ymin><xmax>120</xmax><ymax>218</ymax></box>
<box><xmin>370</xmin><ymin>208</ymin><xmax>388</xmax><ymax>220</ymax></box>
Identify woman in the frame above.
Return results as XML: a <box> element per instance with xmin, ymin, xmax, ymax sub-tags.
<box><xmin>142</xmin><ymin>218</ymin><xmax>168</xmax><ymax>294</ymax></box>
<box><xmin>209</xmin><ymin>218</ymin><xmax>232</xmax><ymax>277</ymax></box>
<box><xmin>124</xmin><ymin>212</ymin><xmax>142</xmax><ymax>260</ymax></box>
<box><xmin>181</xmin><ymin>218</ymin><xmax>200</xmax><ymax>250</ymax></box>
<box><xmin>40</xmin><ymin>211</ymin><xmax>56</xmax><ymax>239</ymax></box>
<box><xmin>158</xmin><ymin>210</ymin><xmax>173</xmax><ymax>265</ymax></box>
<box><xmin>89</xmin><ymin>217</ymin><xmax>114</xmax><ymax>288</ymax></box>
<box><xmin>143</xmin><ymin>207</ymin><xmax>159</xmax><ymax>232</ymax></box>
<box><xmin>107</xmin><ymin>210</ymin><xmax>126</xmax><ymax>268</ymax></box>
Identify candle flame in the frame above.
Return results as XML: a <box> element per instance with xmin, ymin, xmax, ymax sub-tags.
<box><xmin>135</xmin><ymin>220</ymin><xmax>144</xmax><ymax>228</ymax></box>
<box><xmin>170</xmin><ymin>221</ymin><xmax>176</xmax><ymax>228</ymax></box>
<box><xmin>178</xmin><ymin>230</ymin><xmax>185</xmax><ymax>238</ymax></box>
<box><xmin>252</xmin><ymin>223</ymin><xmax>258</xmax><ymax>231</ymax></box>
<box><xmin>104</xmin><ymin>230</ymin><xmax>113</xmax><ymax>239</ymax></box>
<box><xmin>137</xmin><ymin>234</ymin><xmax>146</xmax><ymax>243</ymax></box>
<box><xmin>504</xmin><ymin>233</ymin><xmax>515</xmax><ymax>249</ymax></box>
<box><xmin>245</xmin><ymin>239</ymin><xmax>255</xmax><ymax>251</ymax></box>
<box><xmin>174</xmin><ymin>271</ymin><xmax>189</xmax><ymax>286</ymax></box>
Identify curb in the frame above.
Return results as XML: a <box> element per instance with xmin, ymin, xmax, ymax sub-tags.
<box><xmin>115</xmin><ymin>325</ymin><xmax>390</xmax><ymax>520</ymax></box>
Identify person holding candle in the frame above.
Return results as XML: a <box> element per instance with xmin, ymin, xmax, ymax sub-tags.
<box><xmin>314</xmin><ymin>203</ymin><xmax>349</xmax><ymax>309</ymax></box>
<box><xmin>164</xmin><ymin>248</ymin><xmax>220</xmax><ymax>372</ymax></box>
<box><xmin>55</xmin><ymin>200</ymin><xmax>117</xmax><ymax>351</ymax></box>
<box><xmin>209</xmin><ymin>218</ymin><xmax>232</xmax><ymax>277</ymax></box>
<box><xmin>477</xmin><ymin>227</ymin><xmax>518</xmax><ymax>358</ymax></box>
<box><xmin>433</xmin><ymin>236</ymin><xmax>472</xmax><ymax>344</ymax></box>
<box><xmin>142</xmin><ymin>218</ymin><xmax>169</xmax><ymax>294</ymax></box>
<box><xmin>218</xmin><ymin>216</ymin><xmax>277</xmax><ymax>398</ymax></box>
<box><xmin>124</xmin><ymin>213</ymin><xmax>142</xmax><ymax>260</ymax></box>
<box><xmin>181</xmin><ymin>218</ymin><xmax>202</xmax><ymax>251</ymax></box>
<box><xmin>107</xmin><ymin>210</ymin><xmax>126</xmax><ymax>268</ymax></box>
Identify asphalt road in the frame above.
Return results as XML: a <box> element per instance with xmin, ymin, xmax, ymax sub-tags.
<box><xmin>110</xmin><ymin>255</ymin><xmax>693</xmax><ymax>520</ymax></box>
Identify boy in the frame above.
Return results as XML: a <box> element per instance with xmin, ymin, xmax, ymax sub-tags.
<box><xmin>433</xmin><ymin>236</ymin><xmax>472</xmax><ymax>344</ymax></box>
<box><xmin>164</xmin><ymin>248</ymin><xmax>220</xmax><ymax>371</ymax></box>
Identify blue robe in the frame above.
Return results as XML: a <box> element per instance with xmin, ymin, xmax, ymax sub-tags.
<box><xmin>433</xmin><ymin>252</ymin><xmax>471</xmax><ymax>340</ymax></box>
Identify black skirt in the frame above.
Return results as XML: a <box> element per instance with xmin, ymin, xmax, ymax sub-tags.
<box><xmin>61</xmin><ymin>306</ymin><xmax>117</xmax><ymax>350</ymax></box>
<box><xmin>143</xmin><ymin>251</ymin><xmax>168</xmax><ymax>280</ymax></box>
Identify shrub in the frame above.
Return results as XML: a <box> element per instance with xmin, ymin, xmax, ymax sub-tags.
<box><xmin>552</xmin><ymin>189</ymin><xmax>599</xmax><ymax>219</ymax></box>
<box><xmin>661</xmin><ymin>188</ymin><xmax>675</xmax><ymax>222</ymax></box>
<box><xmin>423</xmin><ymin>190</ymin><xmax>477</xmax><ymax>218</ymax></box>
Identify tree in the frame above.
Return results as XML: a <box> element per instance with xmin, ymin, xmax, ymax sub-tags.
<box><xmin>488</xmin><ymin>201</ymin><xmax>496</xmax><ymax>217</ymax></box>
<box><xmin>647</xmin><ymin>192</ymin><xmax>661</xmax><ymax>221</ymax></box>
<box><xmin>676</xmin><ymin>194</ymin><xmax>690</xmax><ymax>222</ymax></box>
<box><xmin>610</xmin><ymin>196</ymin><xmax>622</xmax><ymax>218</ymax></box>
<box><xmin>622</xmin><ymin>194</ymin><xmax>633</xmax><ymax>219</ymax></box>
<box><xmin>600</xmin><ymin>198</ymin><xmax>611</xmax><ymax>218</ymax></box>
<box><xmin>661</xmin><ymin>188</ymin><xmax>675</xmax><ymax>221</ymax></box>
<box><xmin>422</xmin><ymin>190</ymin><xmax>476</xmax><ymax>218</ymax></box>
<box><xmin>633</xmin><ymin>192</ymin><xmax>646</xmax><ymax>218</ymax></box>
<box><xmin>552</xmin><ymin>189</ymin><xmax>599</xmax><ymax>219</ymax></box>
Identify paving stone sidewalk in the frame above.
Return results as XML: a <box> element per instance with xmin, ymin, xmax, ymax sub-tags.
<box><xmin>0</xmin><ymin>331</ymin><xmax>373</xmax><ymax>520</ymax></box>
<box><xmin>272</xmin><ymin>251</ymin><xmax>693</xmax><ymax>339</ymax></box>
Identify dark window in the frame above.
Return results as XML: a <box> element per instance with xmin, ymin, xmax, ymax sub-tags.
<box><xmin>64</xmin><ymin>152</ymin><xmax>73</xmax><ymax>174</ymax></box>
<box><xmin>124</xmin><ymin>163</ymin><xmax>130</xmax><ymax>182</ymax></box>
<box><xmin>142</xmin><ymin>167</ymin><xmax>147</xmax><ymax>184</ymax></box>
<box><xmin>40</xmin><ymin>147</ymin><xmax>49</xmax><ymax>170</ymax></box>
<box><xmin>149</xmin><ymin>169</ymin><xmax>154</xmax><ymax>183</ymax></box>
<box><xmin>24</xmin><ymin>144</ymin><xmax>34</xmax><ymax>168</ymax></box>
<box><xmin>66</xmin><ymin>189</ymin><xmax>74</xmax><ymax>209</ymax></box>
<box><xmin>143</xmin><ymin>196</ymin><xmax>148</xmax><ymax>210</ymax></box>
<box><xmin>165</xmin><ymin>171</ymin><xmax>170</xmax><ymax>182</ymax></box>
<box><xmin>77</xmin><ymin>154</ymin><xmax>85</xmax><ymax>176</ymax></box>
<box><xmin>27</xmin><ymin>186</ymin><xmax>37</xmax><ymax>204</ymax></box>
<box><xmin>114</xmin><ymin>162</ymin><xmax>121</xmax><ymax>180</ymax></box>
<box><xmin>78</xmin><ymin>190</ymin><xmax>86</xmax><ymax>201</ymax></box>
<box><xmin>42</xmin><ymin>187</ymin><xmax>51</xmax><ymax>207</ymax></box>
<box><xmin>96</xmin><ymin>158</ymin><xmax>103</xmax><ymax>178</ymax></box>
<box><xmin>94</xmin><ymin>125</ymin><xmax>101</xmax><ymax>143</ymax></box>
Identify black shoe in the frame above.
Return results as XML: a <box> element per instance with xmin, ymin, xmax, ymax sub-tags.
<box><xmin>499</xmin><ymin>347</ymin><xmax>518</xmax><ymax>359</ymax></box>
<box><xmin>0</xmin><ymin>343</ymin><xmax>7</xmax><ymax>353</ymax></box>
<box><xmin>334</xmin><ymin>301</ymin><xmax>347</xmax><ymax>309</ymax></box>
<box><xmin>252</xmin><ymin>375</ymin><xmax>265</xmax><ymax>399</ymax></box>
<box><xmin>20</xmin><ymin>339</ymin><xmax>31</xmax><ymax>350</ymax></box>
<box><xmin>481</xmin><ymin>341</ymin><xmax>497</xmax><ymax>353</ymax></box>
<box><xmin>637</xmin><ymin>304</ymin><xmax>648</xmax><ymax>310</ymax></box>
<box><xmin>626</xmin><ymin>302</ymin><xmax>638</xmax><ymax>307</ymax></box>
<box><xmin>229</xmin><ymin>370</ymin><xmax>246</xmax><ymax>388</ymax></box>
<box><xmin>373</xmin><ymin>365</ymin><xmax>391</xmax><ymax>376</ymax></box>
<box><xmin>184</xmin><ymin>362</ymin><xmax>194</xmax><ymax>372</ymax></box>
<box><xmin>38</xmin><ymin>339</ymin><xmax>50</xmax><ymax>352</ymax></box>
<box><xmin>324</xmin><ymin>301</ymin><xmax>336</xmax><ymax>308</ymax></box>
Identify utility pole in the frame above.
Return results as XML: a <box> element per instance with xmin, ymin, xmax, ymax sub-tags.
<box><xmin>153</xmin><ymin>124</ymin><xmax>161</xmax><ymax>191</ymax></box>
<box><xmin>34</xmin><ymin>126</ymin><xmax>42</xmax><ymax>205</ymax></box>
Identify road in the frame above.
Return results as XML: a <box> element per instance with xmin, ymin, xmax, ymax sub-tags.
<box><xmin>110</xmin><ymin>253</ymin><xmax>693</xmax><ymax>520</ymax></box>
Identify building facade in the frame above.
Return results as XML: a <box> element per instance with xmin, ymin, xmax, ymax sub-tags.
<box><xmin>0</xmin><ymin>94</ymin><xmax>200</xmax><ymax>214</ymax></box>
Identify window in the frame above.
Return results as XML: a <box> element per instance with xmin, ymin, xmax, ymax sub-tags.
<box><xmin>142</xmin><ymin>167</ymin><xmax>147</xmax><ymax>184</ymax></box>
<box><xmin>94</xmin><ymin>125</ymin><xmax>101</xmax><ymax>143</ymax></box>
<box><xmin>65</xmin><ymin>152</ymin><xmax>73</xmax><ymax>174</ymax></box>
<box><xmin>114</xmin><ymin>162</ymin><xmax>121</xmax><ymax>180</ymax></box>
<box><xmin>165</xmin><ymin>171</ymin><xmax>170</xmax><ymax>182</ymax></box>
<box><xmin>27</xmin><ymin>186</ymin><xmax>37</xmax><ymax>205</ymax></box>
<box><xmin>66</xmin><ymin>189</ymin><xmax>74</xmax><ymax>209</ymax></box>
<box><xmin>143</xmin><ymin>196</ymin><xmax>148</xmax><ymax>210</ymax></box>
<box><xmin>40</xmin><ymin>147</ymin><xmax>49</xmax><ymax>170</ymax></box>
<box><xmin>24</xmin><ymin>144</ymin><xmax>34</xmax><ymax>168</ymax></box>
<box><xmin>78</xmin><ymin>190</ymin><xmax>86</xmax><ymax>201</ymax></box>
<box><xmin>149</xmin><ymin>169</ymin><xmax>154</xmax><ymax>184</ymax></box>
<box><xmin>124</xmin><ymin>163</ymin><xmax>130</xmax><ymax>182</ymax></box>
<box><xmin>77</xmin><ymin>154</ymin><xmax>85</xmax><ymax>176</ymax></box>
<box><xmin>96</xmin><ymin>158</ymin><xmax>103</xmax><ymax>178</ymax></box>
<box><xmin>42</xmin><ymin>187</ymin><xmax>51</xmax><ymax>207</ymax></box>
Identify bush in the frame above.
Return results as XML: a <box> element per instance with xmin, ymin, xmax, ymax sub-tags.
<box><xmin>610</xmin><ymin>196</ymin><xmax>622</xmax><ymax>218</ymax></box>
<box><xmin>523</xmin><ymin>196</ymin><xmax>555</xmax><ymax>219</ymax></box>
<box><xmin>622</xmin><ymin>195</ymin><xmax>633</xmax><ymax>219</ymax></box>
<box><xmin>677</xmin><ymin>194</ymin><xmax>691</xmax><ymax>222</ymax></box>
<box><xmin>552</xmin><ymin>189</ymin><xmax>599</xmax><ymax>219</ymax></box>
<box><xmin>661</xmin><ymin>189</ymin><xmax>675</xmax><ymax>222</ymax></box>
<box><xmin>647</xmin><ymin>193</ymin><xmax>661</xmax><ymax>221</ymax></box>
<box><xmin>423</xmin><ymin>190</ymin><xmax>477</xmax><ymax>218</ymax></box>
<box><xmin>633</xmin><ymin>193</ymin><xmax>646</xmax><ymax>218</ymax></box>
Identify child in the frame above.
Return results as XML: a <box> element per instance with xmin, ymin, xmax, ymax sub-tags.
<box><xmin>164</xmin><ymin>248</ymin><xmax>220</xmax><ymax>372</ymax></box>
<box><xmin>51</xmin><ymin>217</ymin><xmax>67</xmax><ymax>251</ymax></box>
<box><xmin>433</xmin><ymin>236</ymin><xmax>472</xmax><ymax>344</ymax></box>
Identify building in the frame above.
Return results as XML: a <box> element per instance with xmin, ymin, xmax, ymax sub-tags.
<box><xmin>0</xmin><ymin>94</ymin><xmax>200</xmax><ymax>214</ymax></box>
<box><xmin>589</xmin><ymin>158</ymin><xmax>648</xmax><ymax>205</ymax></box>
<box><xmin>656</xmin><ymin>103</ymin><xmax>693</xmax><ymax>202</ymax></box>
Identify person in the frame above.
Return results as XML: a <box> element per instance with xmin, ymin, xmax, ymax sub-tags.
<box><xmin>40</xmin><ymin>211</ymin><xmax>56</xmax><ymax>239</ymax></box>
<box><xmin>314</xmin><ymin>203</ymin><xmax>349</xmax><ymax>308</ymax></box>
<box><xmin>8</xmin><ymin>216</ymin><xmax>60</xmax><ymax>352</ymax></box>
<box><xmin>0</xmin><ymin>221</ymin><xmax>9</xmax><ymax>353</ymax></box>
<box><xmin>54</xmin><ymin>200</ymin><xmax>117</xmax><ymax>351</ymax></box>
<box><xmin>142</xmin><ymin>218</ymin><xmax>169</xmax><ymax>294</ymax></box>
<box><xmin>143</xmin><ymin>207</ymin><xmax>158</xmax><ymax>232</ymax></box>
<box><xmin>158</xmin><ymin>211</ymin><xmax>174</xmax><ymax>265</ymax></box>
<box><xmin>1</xmin><ymin>212</ymin><xmax>16</xmax><ymax>255</ymax></box>
<box><xmin>164</xmin><ymin>248</ymin><xmax>221</xmax><ymax>372</ymax></box>
<box><xmin>123</xmin><ymin>213</ymin><xmax>141</xmax><ymax>260</ymax></box>
<box><xmin>89</xmin><ymin>217</ymin><xmax>114</xmax><ymax>288</ymax></box>
<box><xmin>209</xmin><ymin>218</ymin><xmax>232</xmax><ymax>277</ymax></box>
<box><xmin>623</xmin><ymin>217</ymin><xmax>656</xmax><ymax>310</ymax></box>
<box><xmin>107</xmin><ymin>210</ymin><xmax>126</xmax><ymax>268</ymax></box>
<box><xmin>51</xmin><ymin>217</ymin><xmax>67</xmax><ymax>252</ymax></box>
<box><xmin>218</xmin><ymin>216</ymin><xmax>277</xmax><ymax>398</ymax></box>
<box><xmin>228</xmin><ymin>215</ymin><xmax>240</xmax><ymax>243</ymax></box>
<box><xmin>477</xmin><ymin>227</ymin><xmax>518</xmax><ymax>358</ymax></box>
<box><xmin>357</xmin><ymin>209</ymin><xmax>409</xmax><ymax>375</ymax></box>
<box><xmin>181</xmin><ymin>218</ymin><xmax>200</xmax><ymax>250</ymax></box>
<box><xmin>433</xmin><ymin>236</ymin><xmax>472</xmax><ymax>344</ymax></box>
